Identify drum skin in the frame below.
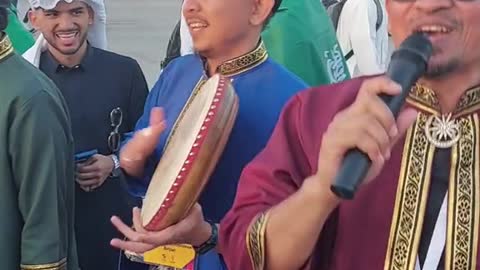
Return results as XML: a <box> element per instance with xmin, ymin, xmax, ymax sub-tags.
<box><xmin>142</xmin><ymin>75</ymin><xmax>239</xmax><ymax>231</ymax></box>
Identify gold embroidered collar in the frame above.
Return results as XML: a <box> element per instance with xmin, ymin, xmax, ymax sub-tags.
<box><xmin>215</xmin><ymin>41</ymin><xmax>268</xmax><ymax>77</ymax></box>
<box><xmin>407</xmin><ymin>84</ymin><xmax>480</xmax><ymax>118</ymax></box>
<box><xmin>0</xmin><ymin>34</ymin><xmax>14</xmax><ymax>62</ymax></box>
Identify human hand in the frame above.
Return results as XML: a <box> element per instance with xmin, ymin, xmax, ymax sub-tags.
<box><xmin>110</xmin><ymin>204</ymin><xmax>212</xmax><ymax>254</ymax></box>
<box><xmin>120</xmin><ymin>107</ymin><xmax>166</xmax><ymax>177</ymax></box>
<box><xmin>76</xmin><ymin>154</ymin><xmax>114</xmax><ymax>192</ymax></box>
<box><xmin>314</xmin><ymin>76</ymin><xmax>418</xmax><ymax>198</ymax></box>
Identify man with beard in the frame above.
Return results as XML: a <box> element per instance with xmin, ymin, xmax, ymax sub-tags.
<box><xmin>24</xmin><ymin>0</ymin><xmax>148</xmax><ymax>269</ymax></box>
<box><xmin>220</xmin><ymin>0</ymin><xmax>480</xmax><ymax>269</ymax></box>
<box><xmin>0</xmin><ymin>0</ymin><xmax>78</xmax><ymax>269</ymax></box>
<box><xmin>108</xmin><ymin>0</ymin><xmax>307</xmax><ymax>269</ymax></box>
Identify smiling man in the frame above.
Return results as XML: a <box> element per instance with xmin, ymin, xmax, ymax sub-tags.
<box><xmin>109</xmin><ymin>0</ymin><xmax>307</xmax><ymax>269</ymax></box>
<box><xmin>220</xmin><ymin>0</ymin><xmax>480</xmax><ymax>269</ymax></box>
<box><xmin>23</xmin><ymin>0</ymin><xmax>148</xmax><ymax>269</ymax></box>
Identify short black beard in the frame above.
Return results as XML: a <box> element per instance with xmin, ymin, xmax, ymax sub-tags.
<box><xmin>46</xmin><ymin>31</ymin><xmax>88</xmax><ymax>56</ymax></box>
<box><xmin>424</xmin><ymin>60</ymin><xmax>461</xmax><ymax>79</ymax></box>
<box><xmin>50</xmin><ymin>42</ymin><xmax>84</xmax><ymax>55</ymax></box>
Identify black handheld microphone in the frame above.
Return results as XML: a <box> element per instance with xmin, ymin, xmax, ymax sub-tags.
<box><xmin>330</xmin><ymin>33</ymin><xmax>433</xmax><ymax>200</ymax></box>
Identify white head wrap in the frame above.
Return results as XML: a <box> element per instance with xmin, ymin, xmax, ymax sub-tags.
<box><xmin>180</xmin><ymin>4</ymin><xmax>194</xmax><ymax>56</ymax></box>
<box><xmin>23</xmin><ymin>0</ymin><xmax>107</xmax><ymax>67</ymax></box>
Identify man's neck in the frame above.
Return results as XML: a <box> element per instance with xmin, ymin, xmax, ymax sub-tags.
<box><xmin>204</xmin><ymin>36</ymin><xmax>260</xmax><ymax>76</ymax></box>
<box><xmin>419</xmin><ymin>64</ymin><xmax>480</xmax><ymax>114</ymax></box>
<box><xmin>47</xmin><ymin>41</ymin><xmax>88</xmax><ymax>68</ymax></box>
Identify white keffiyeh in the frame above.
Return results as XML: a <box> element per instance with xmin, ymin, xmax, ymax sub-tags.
<box><xmin>180</xmin><ymin>6</ymin><xmax>194</xmax><ymax>56</ymax></box>
<box><xmin>23</xmin><ymin>0</ymin><xmax>107</xmax><ymax>67</ymax></box>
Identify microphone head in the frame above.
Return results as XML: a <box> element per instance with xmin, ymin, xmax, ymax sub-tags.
<box><xmin>393</xmin><ymin>33</ymin><xmax>434</xmax><ymax>67</ymax></box>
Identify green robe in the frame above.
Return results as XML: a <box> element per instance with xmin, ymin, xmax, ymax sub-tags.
<box><xmin>0</xmin><ymin>34</ymin><xmax>79</xmax><ymax>270</ymax></box>
<box><xmin>262</xmin><ymin>0</ymin><xmax>351</xmax><ymax>86</ymax></box>
<box><xmin>5</xmin><ymin>4</ymin><xmax>34</xmax><ymax>54</ymax></box>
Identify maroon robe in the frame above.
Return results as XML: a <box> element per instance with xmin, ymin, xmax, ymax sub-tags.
<box><xmin>220</xmin><ymin>77</ymin><xmax>480</xmax><ymax>270</ymax></box>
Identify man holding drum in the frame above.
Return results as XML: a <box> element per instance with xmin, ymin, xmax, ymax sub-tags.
<box><xmin>110</xmin><ymin>0</ymin><xmax>307</xmax><ymax>269</ymax></box>
<box><xmin>219</xmin><ymin>0</ymin><xmax>480</xmax><ymax>270</ymax></box>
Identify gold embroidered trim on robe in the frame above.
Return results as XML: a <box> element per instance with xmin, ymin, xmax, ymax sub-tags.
<box><xmin>384</xmin><ymin>113</ymin><xmax>436</xmax><ymax>270</ymax></box>
<box><xmin>163</xmin><ymin>78</ymin><xmax>207</xmax><ymax>151</ymax></box>
<box><xmin>384</xmin><ymin>111</ymin><xmax>480</xmax><ymax>270</ymax></box>
<box><xmin>407</xmin><ymin>84</ymin><xmax>480</xmax><ymax>118</ymax></box>
<box><xmin>445</xmin><ymin>115</ymin><xmax>480</xmax><ymax>270</ymax></box>
<box><xmin>217</xmin><ymin>41</ymin><xmax>268</xmax><ymax>77</ymax></box>
<box><xmin>247</xmin><ymin>212</ymin><xmax>270</xmax><ymax>270</ymax></box>
<box><xmin>0</xmin><ymin>34</ymin><xmax>14</xmax><ymax>62</ymax></box>
<box><xmin>163</xmin><ymin>41</ymin><xmax>267</xmax><ymax>150</ymax></box>
<box><xmin>21</xmin><ymin>258</ymin><xmax>67</xmax><ymax>270</ymax></box>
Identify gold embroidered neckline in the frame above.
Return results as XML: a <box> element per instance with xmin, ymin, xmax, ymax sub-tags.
<box><xmin>407</xmin><ymin>84</ymin><xmax>480</xmax><ymax>117</ymax></box>
<box><xmin>216</xmin><ymin>41</ymin><xmax>268</xmax><ymax>77</ymax></box>
<box><xmin>0</xmin><ymin>34</ymin><xmax>14</xmax><ymax>62</ymax></box>
<box><xmin>384</xmin><ymin>113</ymin><xmax>480</xmax><ymax>270</ymax></box>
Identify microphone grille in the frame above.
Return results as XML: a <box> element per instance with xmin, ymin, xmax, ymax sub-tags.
<box><xmin>398</xmin><ymin>33</ymin><xmax>433</xmax><ymax>64</ymax></box>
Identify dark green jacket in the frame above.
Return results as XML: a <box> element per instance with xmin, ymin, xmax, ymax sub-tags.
<box><xmin>0</xmin><ymin>34</ymin><xmax>79</xmax><ymax>270</ymax></box>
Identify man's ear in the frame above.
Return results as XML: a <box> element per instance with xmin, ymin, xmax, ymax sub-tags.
<box><xmin>28</xmin><ymin>9</ymin><xmax>41</xmax><ymax>30</ymax></box>
<box><xmin>87</xmin><ymin>5</ymin><xmax>94</xmax><ymax>25</ymax></box>
<box><xmin>249</xmin><ymin>0</ymin><xmax>275</xmax><ymax>26</ymax></box>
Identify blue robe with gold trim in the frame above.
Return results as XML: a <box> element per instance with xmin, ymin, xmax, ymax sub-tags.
<box><xmin>123</xmin><ymin>43</ymin><xmax>307</xmax><ymax>269</ymax></box>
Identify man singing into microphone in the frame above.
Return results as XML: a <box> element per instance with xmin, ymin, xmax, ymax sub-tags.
<box><xmin>220</xmin><ymin>0</ymin><xmax>480</xmax><ymax>269</ymax></box>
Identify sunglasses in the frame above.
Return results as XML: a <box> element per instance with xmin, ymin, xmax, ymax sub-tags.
<box><xmin>108</xmin><ymin>107</ymin><xmax>123</xmax><ymax>154</ymax></box>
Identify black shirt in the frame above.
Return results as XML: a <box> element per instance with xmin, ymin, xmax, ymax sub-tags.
<box><xmin>40</xmin><ymin>44</ymin><xmax>148</xmax><ymax>155</ymax></box>
<box><xmin>40</xmin><ymin>44</ymin><xmax>148</xmax><ymax>270</ymax></box>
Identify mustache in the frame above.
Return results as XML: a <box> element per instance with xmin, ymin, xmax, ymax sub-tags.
<box><xmin>410</xmin><ymin>13</ymin><xmax>460</xmax><ymax>30</ymax></box>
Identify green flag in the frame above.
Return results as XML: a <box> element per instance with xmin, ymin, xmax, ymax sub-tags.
<box><xmin>262</xmin><ymin>0</ymin><xmax>351</xmax><ymax>86</ymax></box>
<box><xmin>6</xmin><ymin>4</ymin><xmax>34</xmax><ymax>54</ymax></box>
